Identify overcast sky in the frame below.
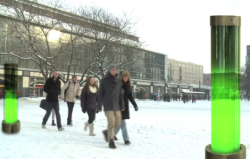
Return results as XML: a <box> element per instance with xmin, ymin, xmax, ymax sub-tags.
<box><xmin>54</xmin><ymin>0</ymin><xmax>250</xmax><ymax>73</ymax></box>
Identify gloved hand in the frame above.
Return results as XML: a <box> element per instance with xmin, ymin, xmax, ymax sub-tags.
<box><xmin>96</xmin><ymin>109</ymin><xmax>101</xmax><ymax>113</ymax></box>
<box><xmin>75</xmin><ymin>95</ymin><xmax>80</xmax><ymax>99</ymax></box>
<box><xmin>82</xmin><ymin>109</ymin><xmax>86</xmax><ymax>113</ymax></box>
<box><xmin>134</xmin><ymin>106</ymin><xmax>138</xmax><ymax>111</ymax></box>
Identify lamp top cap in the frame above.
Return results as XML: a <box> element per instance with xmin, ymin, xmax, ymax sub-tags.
<box><xmin>4</xmin><ymin>64</ymin><xmax>18</xmax><ymax>69</ymax></box>
<box><xmin>210</xmin><ymin>15</ymin><xmax>241</xmax><ymax>26</ymax></box>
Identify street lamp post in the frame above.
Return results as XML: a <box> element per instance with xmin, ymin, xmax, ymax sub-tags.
<box><xmin>179</xmin><ymin>66</ymin><xmax>182</xmax><ymax>84</ymax></box>
<box><xmin>34</xmin><ymin>78</ymin><xmax>36</xmax><ymax>97</ymax></box>
<box><xmin>199</xmin><ymin>80</ymin><xmax>200</xmax><ymax>92</ymax></box>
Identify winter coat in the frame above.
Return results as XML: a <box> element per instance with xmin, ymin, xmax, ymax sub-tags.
<box><xmin>43</xmin><ymin>76</ymin><xmax>61</xmax><ymax>103</ymax></box>
<box><xmin>61</xmin><ymin>79</ymin><xmax>81</xmax><ymax>103</ymax></box>
<box><xmin>80</xmin><ymin>88</ymin><xmax>98</xmax><ymax>111</ymax></box>
<box><xmin>97</xmin><ymin>75</ymin><xmax>124</xmax><ymax>111</ymax></box>
<box><xmin>121</xmin><ymin>81</ymin><xmax>137</xmax><ymax>120</ymax></box>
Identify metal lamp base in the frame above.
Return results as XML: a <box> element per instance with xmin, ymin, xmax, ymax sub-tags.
<box><xmin>2</xmin><ymin>120</ymin><xmax>20</xmax><ymax>133</ymax></box>
<box><xmin>205</xmin><ymin>144</ymin><xmax>246</xmax><ymax>159</ymax></box>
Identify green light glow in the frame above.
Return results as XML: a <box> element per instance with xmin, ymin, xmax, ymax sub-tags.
<box><xmin>211</xmin><ymin>26</ymin><xmax>240</xmax><ymax>153</ymax></box>
<box><xmin>4</xmin><ymin>64</ymin><xmax>18</xmax><ymax>124</ymax></box>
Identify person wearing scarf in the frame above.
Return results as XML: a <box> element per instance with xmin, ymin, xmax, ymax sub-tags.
<box><xmin>80</xmin><ymin>76</ymin><xmax>98</xmax><ymax>136</ymax></box>
<box><xmin>97</xmin><ymin>64</ymin><xmax>124</xmax><ymax>149</ymax></box>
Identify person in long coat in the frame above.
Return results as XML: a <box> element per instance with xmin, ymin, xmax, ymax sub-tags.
<box><xmin>114</xmin><ymin>71</ymin><xmax>138</xmax><ymax>145</ymax></box>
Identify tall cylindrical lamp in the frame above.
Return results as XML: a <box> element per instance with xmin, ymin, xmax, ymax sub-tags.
<box><xmin>205</xmin><ymin>15</ymin><xmax>246</xmax><ymax>159</ymax></box>
<box><xmin>2</xmin><ymin>64</ymin><xmax>20</xmax><ymax>133</ymax></box>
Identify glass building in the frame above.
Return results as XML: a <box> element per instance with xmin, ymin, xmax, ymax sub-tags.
<box><xmin>0</xmin><ymin>6</ymin><xmax>168</xmax><ymax>98</ymax></box>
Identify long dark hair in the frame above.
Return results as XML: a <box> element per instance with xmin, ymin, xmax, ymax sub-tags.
<box><xmin>83</xmin><ymin>76</ymin><xmax>98</xmax><ymax>93</ymax></box>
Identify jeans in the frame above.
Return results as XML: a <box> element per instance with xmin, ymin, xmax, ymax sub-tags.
<box><xmin>67</xmin><ymin>102</ymin><xmax>75</xmax><ymax>121</ymax></box>
<box><xmin>87</xmin><ymin>110</ymin><xmax>96</xmax><ymax>124</ymax></box>
<box><xmin>42</xmin><ymin>102</ymin><xmax>62</xmax><ymax>129</ymax></box>
<box><xmin>114</xmin><ymin>120</ymin><xmax>129</xmax><ymax>141</ymax></box>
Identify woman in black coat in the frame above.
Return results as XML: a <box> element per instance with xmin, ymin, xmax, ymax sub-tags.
<box><xmin>114</xmin><ymin>71</ymin><xmax>138</xmax><ymax>145</ymax></box>
<box><xmin>80</xmin><ymin>76</ymin><xmax>98</xmax><ymax>136</ymax></box>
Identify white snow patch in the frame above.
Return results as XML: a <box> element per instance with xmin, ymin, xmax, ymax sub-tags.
<box><xmin>0</xmin><ymin>99</ymin><xmax>250</xmax><ymax>159</ymax></box>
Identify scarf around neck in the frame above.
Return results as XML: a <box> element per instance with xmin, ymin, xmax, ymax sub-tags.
<box><xmin>89</xmin><ymin>86</ymin><xmax>97</xmax><ymax>93</ymax></box>
<box><xmin>108</xmin><ymin>73</ymin><xmax>118</xmax><ymax>84</ymax></box>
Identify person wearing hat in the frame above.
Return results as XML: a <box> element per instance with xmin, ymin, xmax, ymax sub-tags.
<box><xmin>114</xmin><ymin>71</ymin><xmax>138</xmax><ymax>145</ymax></box>
<box><xmin>97</xmin><ymin>64</ymin><xmax>124</xmax><ymax>149</ymax></box>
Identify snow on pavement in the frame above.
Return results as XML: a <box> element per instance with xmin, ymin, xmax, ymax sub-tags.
<box><xmin>1</xmin><ymin>99</ymin><xmax>250</xmax><ymax>159</ymax></box>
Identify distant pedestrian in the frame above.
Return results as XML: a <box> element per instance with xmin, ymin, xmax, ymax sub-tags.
<box><xmin>42</xmin><ymin>70</ymin><xmax>64</xmax><ymax>131</ymax></box>
<box><xmin>163</xmin><ymin>94</ymin><xmax>166</xmax><ymax>102</ymax></box>
<box><xmin>61</xmin><ymin>75</ymin><xmax>81</xmax><ymax>126</ymax></box>
<box><xmin>81</xmin><ymin>76</ymin><xmax>98</xmax><ymax>136</ymax></box>
<box><xmin>17</xmin><ymin>90</ymin><xmax>20</xmax><ymax>98</ymax></box>
<box><xmin>98</xmin><ymin>64</ymin><xmax>124</xmax><ymax>149</ymax></box>
<box><xmin>0</xmin><ymin>89</ymin><xmax>2</xmax><ymax>99</ymax></box>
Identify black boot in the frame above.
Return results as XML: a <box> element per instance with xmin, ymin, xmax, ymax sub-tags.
<box><xmin>124</xmin><ymin>140</ymin><xmax>131</xmax><ymax>145</ymax></box>
<box><xmin>114</xmin><ymin>136</ymin><xmax>118</xmax><ymax>141</ymax></box>
<box><xmin>67</xmin><ymin>119</ymin><xmax>73</xmax><ymax>126</ymax></box>
<box><xmin>52</xmin><ymin>120</ymin><xmax>56</xmax><ymax>126</ymax></box>
<box><xmin>102</xmin><ymin>130</ymin><xmax>108</xmax><ymax>142</ymax></box>
<box><xmin>109</xmin><ymin>140</ymin><xmax>117</xmax><ymax>149</ymax></box>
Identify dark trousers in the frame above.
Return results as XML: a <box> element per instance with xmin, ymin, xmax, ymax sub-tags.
<box><xmin>87</xmin><ymin>109</ymin><xmax>96</xmax><ymax>124</ymax></box>
<box><xmin>67</xmin><ymin>102</ymin><xmax>75</xmax><ymax>121</ymax></box>
<box><xmin>42</xmin><ymin>102</ymin><xmax>62</xmax><ymax>129</ymax></box>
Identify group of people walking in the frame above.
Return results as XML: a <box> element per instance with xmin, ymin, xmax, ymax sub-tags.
<box><xmin>182</xmin><ymin>94</ymin><xmax>198</xmax><ymax>103</ymax></box>
<box><xmin>41</xmin><ymin>64</ymin><xmax>138</xmax><ymax>149</ymax></box>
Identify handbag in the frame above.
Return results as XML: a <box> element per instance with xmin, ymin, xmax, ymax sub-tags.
<box><xmin>40</xmin><ymin>99</ymin><xmax>46</xmax><ymax>110</ymax></box>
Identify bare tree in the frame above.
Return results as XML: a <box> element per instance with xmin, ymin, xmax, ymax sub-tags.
<box><xmin>77</xmin><ymin>5</ymin><xmax>143</xmax><ymax>80</ymax></box>
<box><xmin>0</xmin><ymin>0</ymin><xmax>94</xmax><ymax>85</ymax></box>
<box><xmin>0</xmin><ymin>0</ymin><xmax>66</xmax><ymax>80</ymax></box>
<box><xmin>0</xmin><ymin>1</ymin><xmax>143</xmax><ymax>85</ymax></box>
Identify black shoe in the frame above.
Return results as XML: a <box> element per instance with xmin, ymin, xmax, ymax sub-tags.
<box><xmin>114</xmin><ymin>136</ymin><xmax>118</xmax><ymax>141</ymax></box>
<box><xmin>124</xmin><ymin>140</ymin><xmax>131</xmax><ymax>145</ymax></box>
<box><xmin>102</xmin><ymin>130</ymin><xmax>108</xmax><ymax>142</ymax></box>
<box><xmin>52</xmin><ymin>120</ymin><xmax>56</xmax><ymax>126</ymax></box>
<box><xmin>109</xmin><ymin>140</ymin><xmax>117</xmax><ymax>149</ymax></box>
<box><xmin>67</xmin><ymin>119</ymin><xmax>73</xmax><ymax>126</ymax></box>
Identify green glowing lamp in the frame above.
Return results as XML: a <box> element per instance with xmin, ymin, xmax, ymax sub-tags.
<box><xmin>2</xmin><ymin>64</ymin><xmax>20</xmax><ymax>133</ymax></box>
<box><xmin>205</xmin><ymin>15</ymin><xmax>246</xmax><ymax>159</ymax></box>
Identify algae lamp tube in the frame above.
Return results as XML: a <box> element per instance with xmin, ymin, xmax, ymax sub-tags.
<box><xmin>205</xmin><ymin>16</ymin><xmax>246</xmax><ymax>159</ymax></box>
<box><xmin>210</xmin><ymin>16</ymin><xmax>241</xmax><ymax>154</ymax></box>
<box><xmin>2</xmin><ymin>63</ymin><xmax>20</xmax><ymax>133</ymax></box>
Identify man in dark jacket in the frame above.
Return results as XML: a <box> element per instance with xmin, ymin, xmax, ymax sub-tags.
<box><xmin>42</xmin><ymin>70</ymin><xmax>64</xmax><ymax>131</ymax></box>
<box><xmin>97</xmin><ymin>64</ymin><xmax>124</xmax><ymax>149</ymax></box>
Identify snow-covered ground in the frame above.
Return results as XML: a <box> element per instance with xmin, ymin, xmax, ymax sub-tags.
<box><xmin>1</xmin><ymin>98</ymin><xmax>250</xmax><ymax>159</ymax></box>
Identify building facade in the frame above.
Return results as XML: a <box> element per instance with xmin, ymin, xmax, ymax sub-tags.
<box><xmin>203</xmin><ymin>73</ymin><xmax>211</xmax><ymax>86</ymax></box>
<box><xmin>167</xmin><ymin>58</ymin><xmax>204</xmax><ymax>85</ymax></box>
<box><xmin>0</xmin><ymin>0</ymin><xmax>168</xmax><ymax>98</ymax></box>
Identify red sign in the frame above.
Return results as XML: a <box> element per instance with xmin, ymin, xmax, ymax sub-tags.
<box><xmin>35</xmin><ymin>85</ymin><xmax>44</xmax><ymax>88</ymax></box>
